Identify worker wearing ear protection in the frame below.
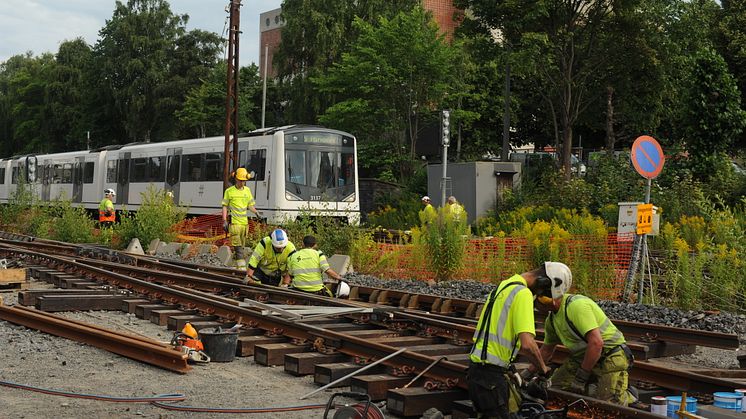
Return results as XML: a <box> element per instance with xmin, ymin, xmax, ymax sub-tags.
<box><xmin>468</xmin><ymin>264</ymin><xmax>554</xmax><ymax>418</ymax></box>
<box><xmin>534</xmin><ymin>262</ymin><xmax>635</xmax><ymax>406</ymax></box>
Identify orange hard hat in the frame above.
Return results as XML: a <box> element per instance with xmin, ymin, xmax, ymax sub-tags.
<box><xmin>182</xmin><ymin>322</ymin><xmax>198</xmax><ymax>339</ymax></box>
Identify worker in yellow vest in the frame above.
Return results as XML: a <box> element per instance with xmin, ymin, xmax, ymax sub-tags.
<box><xmin>468</xmin><ymin>263</ymin><xmax>556</xmax><ymax>418</ymax></box>
<box><xmin>418</xmin><ymin>196</ymin><xmax>437</xmax><ymax>226</ymax></box>
<box><xmin>534</xmin><ymin>269</ymin><xmax>636</xmax><ymax>406</ymax></box>
<box><xmin>221</xmin><ymin>168</ymin><xmax>260</xmax><ymax>270</ymax></box>
<box><xmin>446</xmin><ymin>195</ymin><xmax>466</xmax><ymax>223</ymax></box>
<box><xmin>287</xmin><ymin>235</ymin><xmax>342</xmax><ymax>296</ymax></box>
<box><xmin>246</xmin><ymin>229</ymin><xmax>296</xmax><ymax>286</ymax></box>
<box><xmin>99</xmin><ymin>189</ymin><xmax>116</xmax><ymax>227</ymax></box>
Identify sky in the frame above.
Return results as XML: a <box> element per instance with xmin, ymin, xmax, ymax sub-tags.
<box><xmin>0</xmin><ymin>0</ymin><xmax>283</xmax><ymax>67</ymax></box>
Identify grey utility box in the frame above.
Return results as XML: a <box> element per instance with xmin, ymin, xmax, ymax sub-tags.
<box><xmin>617</xmin><ymin>202</ymin><xmax>660</xmax><ymax>236</ymax></box>
<box><xmin>426</xmin><ymin>161</ymin><xmax>521</xmax><ymax>224</ymax></box>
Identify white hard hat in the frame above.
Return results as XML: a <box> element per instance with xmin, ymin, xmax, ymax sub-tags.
<box><xmin>104</xmin><ymin>188</ymin><xmax>116</xmax><ymax>196</ymax></box>
<box><xmin>421</xmin><ymin>196</ymin><xmax>431</xmax><ymax>202</ymax></box>
<box><xmin>270</xmin><ymin>229</ymin><xmax>288</xmax><ymax>248</ymax></box>
<box><xmin>336</xmin><ymin>281</ymin><xmax>350</xmax><ymax>298</ymax></box>
<box><xmin>544</xmin><ymin>261</ymin><xmax>572</xmax><ymax>299</ymax></box>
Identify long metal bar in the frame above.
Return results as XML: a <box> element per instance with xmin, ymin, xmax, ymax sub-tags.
<box><xmin>548</xmin><ymin>388</ymin><xmax>663</xmax><ymax>418</ymax></box>
<box><xmin>0</xmin><ymin>305</ymin><xmax>190</xmax><ymax>374</ymax></box>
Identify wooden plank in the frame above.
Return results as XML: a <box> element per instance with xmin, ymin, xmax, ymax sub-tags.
<box><xmin>254</xmin><ymin>343</ymin><xmax>311</xmax><ymax>366</ymax></box>
<box><xmin>387</xmin><ymin>387</ymin><xmax>467</xmax><ymax>417</ymax></box>
<box><xmin>49</xmin><ymin>274</ymin><xmax>78</xmax><ymax>287</ymax></box>
<box><xmin>369</xmin><ymin>336</ymin><xmax>439</xmax><ymax>347</ymax></box>
<box><xmin>134</xmin><ymin>304</ymin><xmax>176</xmax><ymax>319</ymax></box>
<box><xmin>18</xmin><ymin>289</ymin><xmax>115</xmax><ymax>306</ymax></box>
<box><xmin>189</xmin><ymin>321</ymin><xmax>224</xmax><ymax>331</ymax></box>
<box><xmin>235</xmin><ymin>335</ymin><xmax>285</xmax><ymax>357</ymax></box>
<box><xmin>314</xmin><ymin>362</ymin><xmax>385</xmax><ymax>387</ymax></box>
<box><xmin>319</xmin><ymin>322</ymin><xmax>377</xmax><ymax>332</ymax></box>
<box><xmin>122</xmin><ymin>299</ymin><xmax>151</xmax><ymax>313</ymax></box>
<box><xmin>350</xmin><ymin>374</ymin><xmax>411</xmax><ymax>401</ymax></box>
<box><xmin>60</xmin><ymin>278</ymin><xmax>90</xmax><ymax>289</ymax></box>
<box><xmin>0</xmin><ymin>268</ymin><xmax>26</xmax><ymax>282</ymax></box>
<box><xmin>70</xmin><ymin>281</ymin><xmax>100</xmax><ymax>289</ymax></box>
<box><xmin>36</xmin><ymin>294</ymin><xmax>130</xmax><ymax>312</ymax></box>
<box><xmin>149</xmin><ymin>309</ymin><xmax>193</xmax><ymax>326</ymax></box>
<box><xmin>402</xmin><ymin>344</ymin><xmax>471</xmax><ymax>356</ymax></box>
<box><xmin>167</xmin><ymin>315</ymin><xmax>218</xmax><ymax>331</ymax></box>
<box><xmin>341</xmin><ymin>329</ymin><xmax>402</xmax><ymax>339</ymax></box>
<box><xmin>284</xmin><ymin>352</ymin><xmax>347</xmax><ymax>376</ymax></box>
<box><xmin>0</xmin><ymin>282</ymin><xmax>29</xmax><ymax>291</ymax></box>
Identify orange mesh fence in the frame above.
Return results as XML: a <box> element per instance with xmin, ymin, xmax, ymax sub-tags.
<box><xmin>173</xmin><ymin>213</ymin><xmax>263</xmax><ymax>245</ymax></box>
<box><xmin>371</xmin><ymin>233</ymin><xmax>635</xmax><ymax>301</ymax></box>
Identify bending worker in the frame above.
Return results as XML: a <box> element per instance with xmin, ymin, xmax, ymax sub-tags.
<box><xmin>221</xmin><ymin>168</ymin><xmax>260</xmax><ymax>271</ymax></box>
<box><xmin>287</xmin><ymin>235</ymin><xmax>342</xmax><ymax>296</ymax></box>
<box><xmin>99</xmin><ymin>189</ymin><xmax>116</xmax><ymax>227</ymax></box>
<box><xmin>246</xmin><ymin>228</ymin><xmax>296</xmax><ymax>286</ymax></box>
<box><xmin>535</xmin><ymin>267</ymin><xmax>635</xmax><ymax>406</ymax></box>
<box><xmin>418</xmin><ymin>196</ymin><xmax>437</xmax><ymax>226</ymax></box>
<box><xmin>468</xmin><ymin>263</ymin><xmax>554</xmax><ymax>418</ymax></box>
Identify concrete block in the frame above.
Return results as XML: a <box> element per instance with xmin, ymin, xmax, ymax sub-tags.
<box><xmin>217</xmin><ymin>245</ymin><xmax>233</xmax><ymax>266</ymax></box>
<box><xmin>199</xmin><ymin>244</ymin><xmax>217</xmax><ymax>255</ymax></box>
<box><xmin>156</xmin><ymin>241</ymin><xmax>169</xmax><ymax>255</ymax></box>
<box><xmin>327</xmin><ymin>254</ymin><xmax>352</xmax><ymax>275</ymax></box>
<box><xmin>163</xmin><ymin>242</ymin><xmax>182</xmax><ymax>256</ymax></box>
<box><xmin>125</xmin><ymin>238</ymin><xmax>145</xmax><ymax>255</ymax></box>
<box><xmin>147</xmin><ymin>238</ymin><xmax>160</xmax><ymax>255</ymax></box>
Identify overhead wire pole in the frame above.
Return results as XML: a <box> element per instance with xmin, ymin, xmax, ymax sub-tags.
<box><xmin>223</xmin><ymin>0</ymin><xmax>242</xmax><ymax>191</ymax></box>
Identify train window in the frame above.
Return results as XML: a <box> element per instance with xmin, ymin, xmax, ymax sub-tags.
<box><xmin>167</xmin><ymin>155</ymin><xmax>180</xmax><ymax>185</ymax></box>
<box><xmin>246</xmin><ymin>149</ymin><xmax>266</xmax><ymax>181</ymax></box>
<box><xmin>338</xmin><ymin>152</ymin><xmax>355</xmax><ymax>186</ymax></box>
<box><xmin>131</xmin><ymin>158</ymin><xmax>149</xmax><ymax>182</ymax></box>
<box><xmin>285</xmin><ymin>150</ymin><xmax>306</xmax><ymax>186</ymax></box>
<box><xmin>11</xmin><ymin>167</ymin><xmax>17</xmax><ymax>184</ymax></box>
<box><xmin>0</xmin><ymin>168</ymin><xmax>4</xmax><ymax>184</ymax></box>
<box><xmin>239</xmin><ymin>150</ymin><xmax>246</xmax><ymax>167</ymax></box>
<box><xmin>62</xmin><ymin>163</ymin><xmax>72</xmax><ymax>183</ymax></box>
<box><xmin>181</xmin><ymin>154</ymin><xmax>203</xmax><ymax>182</ymax></box>
<box><xmin>83</xmin><ymin>162</ymin><xmax>94</xmax><ymax>184</ymax></box>
<box><xmin>309</xmin><ymin>151</ymin><xmax>335</xmax><ymax>189</ymax></box>
<box><xmin>204</xmin><ymin>153</ymin><xmax>223</xmax><ymax>181</ymax></box>
<box><xmin>149</xmin><ymin>157</ymin><xmax>164</xmax><ymax>182</ymax></box>
<box><xmin>106</xmin><ymin>160</ymin><xmax>117</xmax><ymax>183</ymax></box>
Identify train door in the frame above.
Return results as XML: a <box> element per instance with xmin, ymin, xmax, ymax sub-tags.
<box><xmin>116</xmin><ymin>152</ymin><xmax>130</xmax><ymax>205</ymax></box>
<box><xmin>41</xmin><ymin>160</ymin><xmax>51</xmax><ymax>201</ymax></box>
<box><xmin>72</xmin><ymin>156</ymin><xmax>84</xmax><ymax>203</ymax></box>
<box><xmin>239</xmin><ymin>138</ymin><xmax>272</xmax><ymax>210</ymax></box>
<box><xmin>165</xmin><ymin>148</ymin><xmax>182</xmax><ymax>203</ymax></box>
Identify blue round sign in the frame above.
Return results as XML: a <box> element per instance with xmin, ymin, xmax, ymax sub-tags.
<box><xmin>631</xmin><ymin>135</ymin><xmax>665</xmax><ymax>179</ymax></box>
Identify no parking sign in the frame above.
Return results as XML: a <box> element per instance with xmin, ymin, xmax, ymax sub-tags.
<box><xmin>630</xmin><ymin>135</ymin><xmax>665</xmax><ymax>179</ymax></box>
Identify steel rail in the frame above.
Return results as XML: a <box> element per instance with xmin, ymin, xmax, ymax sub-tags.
<box><xmin>0</xmin><ymin>304</ymin><xmax>190</xmax><ymax>373</ymax></box>
<box><xmin>548</xmin><ymin>388</ymin><xmax>663</xmax><ymax>418</ymax></box>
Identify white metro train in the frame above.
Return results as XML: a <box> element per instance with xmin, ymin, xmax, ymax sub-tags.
<box><xmin>0</xmin><ymin>125</ymin><xmax>360</xmax><ymax>224</ymax></box>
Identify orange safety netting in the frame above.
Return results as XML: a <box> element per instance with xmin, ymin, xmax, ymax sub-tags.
<box><xmin>371</xmin><ymin>233</ymin><xmax>635</xmax><ymax>300</ymax></box>
<box><xmin>173</xmin><ymin>213</ymin><xmax>263</xmax><ymax>246</ymax></box>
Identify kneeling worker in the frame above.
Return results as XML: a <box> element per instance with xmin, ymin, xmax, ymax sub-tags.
<box><xmin>468</xmin><ymin>263</ymin><xmax>554</xmax><ymax>418</ymax></box>
<box><xmin>246</xmin><ymin>229</ymin><xmax>296</xmax><ymax>286</ymax></box>
<box><xmin>287</xmin><ymin>235</ymin><xmax>343</xmax><ymax>296</ymax></box>
<box><xmin>535</xmin><ymin>265</ymin><xmax>635</xmax><ymax>406</ymax></box>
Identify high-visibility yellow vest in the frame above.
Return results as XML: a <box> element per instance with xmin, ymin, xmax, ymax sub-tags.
<box><xmin>249</xmin><ymin>236</ymin><xmax>297</xmax><ymax>275</ymax></box>
<box><xmin>419</xmin><ymin>204</ymin><xmax>437</xmax><ymax>225</ymax></box>
<box><xmin>544</xmin><ymin>294</ymin><xmax>626</xmax><ymax>359</ymax></box>
<box><xmin>221</xmin><ymin>185</ymin><xmax>255</xmax><ymax>226</ymax></box>
<box><xmin>449</xmin><ymin>203</ymin><xmax>465</xmax><ymax>221</ymax></box>
<box><xmin>470</xmin><ymin>274</ymin><xmax>536</xmax><ymax>367</ymax></box>
<box><xmin>288</xmin><ymin>248</ymin><xmax>329</xmax><ymax>292</ymax></box>
<box><xmin>99</xmin><ymin>198</ymin><xmax>115</xmax><ymax>222</ymax></box>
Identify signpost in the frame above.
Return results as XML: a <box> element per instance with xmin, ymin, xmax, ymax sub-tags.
<box><xmin>624</xmin><ymin>135</ymin><xmax>664</xmax><ymax>303</ymax></box>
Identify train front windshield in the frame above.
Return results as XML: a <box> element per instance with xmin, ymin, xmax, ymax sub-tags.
<box><xmin>284</xmin><ymin>132</ymin><xmax>356</xmax><ymax>202</ymax></box>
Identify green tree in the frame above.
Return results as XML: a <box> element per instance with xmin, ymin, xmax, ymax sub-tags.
<box><xmin>717</xmin><ymin>0</ymin><xmax>746</xmax><ymax>152</ymax></box>
<box><xmin>275</xmin><ymin>0</ymin><xmax>418</xmax><ymax>123</ymax></box>
<box><xmin>313</xmin><ymin>7</ymin><xmax>457</xmax><ymax>180</ymax></box>
<box><xmin>92</xmin><ymin>0</ymin><xmax>189</xmax><ymax>142</ymax></box>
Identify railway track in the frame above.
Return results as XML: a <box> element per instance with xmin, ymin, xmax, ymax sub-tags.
<box><xmin>0</xmin><ymin>234</ymin><xmax>743</xmax><ymax>417</ymax></box>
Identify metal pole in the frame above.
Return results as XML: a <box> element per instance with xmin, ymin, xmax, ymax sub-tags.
<box><xmin>501</xmin><ymin>56</ymin><xmax>511</xmax><ymax>162</ymax></box>
<box><xmin>636</xmin><ymin>178</ymin><xmax>652</xmax><ymax>304</ymax></box>
<box><xmin>441</xmin><ymin>144</ymin><xmax>448</xmax><ymax>207</ymax></box>
<box><xmin>299</xmin><ymin>347</ymin><xmax>408</xmax><ymax>400</ymax></box>
<box><xmin>261</xmin><ymin>44</ymin><xmax>268</xmax><ymax>129</ymax></box>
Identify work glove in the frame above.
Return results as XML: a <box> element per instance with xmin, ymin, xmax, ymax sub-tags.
<box><xmin>254</xmin><ymin>210</ymin><xmax>262</xmax><ymax>218</ymax></box>
<box><xmin>223</xmin><ymin>220</ymin><xmax>230</xmax><ymax>233</ymax></box>
<box><xmin>569</xmin><ymin>368</ymin><xmax>591</xmax><ymax>395</ymax></box>
<box><xmin>519</xmin><ymin>369</ymin><xmax>534</xmax><ymax>384</ymax></box>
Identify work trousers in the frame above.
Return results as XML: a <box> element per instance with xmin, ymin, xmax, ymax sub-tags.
<box><xmin>550</xmin><ymin>349</ymin><xmax>633</xmax><ymax>406</ymax></box>
<box><xmin>254</xmin><ymin>269</ymin><xmax>281</xmax><ymax>286</ymax></box>
<box><xmin>228</xmin><ymin>224</ymin><xmax>248</xmax><ymax>270</ymax></box>
<box><xmin>467</xmin><ymin>362</ymin><xmax>521</xmax><ymax>419</ymax></box>
<box><xmin>289</xmin><ymin>286</ymin><xmax>333</xmax><ymax>297</ymax></box>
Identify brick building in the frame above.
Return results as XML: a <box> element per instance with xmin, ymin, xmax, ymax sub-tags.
<box><xmin>258</xmin><ymin>0</ymin><xmax>461</xmax><ymax>78</ymax></box>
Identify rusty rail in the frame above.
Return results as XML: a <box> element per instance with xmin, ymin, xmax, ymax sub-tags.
<box><xmin>0</xmin><ymin>304</ymin><xmax>190</xmax><ymax>373</ymax></box>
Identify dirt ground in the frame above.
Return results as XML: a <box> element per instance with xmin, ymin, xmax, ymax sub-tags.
<box><xmin>0</xmin><ymin>278</ymin><xmax>359</xmax><ymax>419</ymax></box>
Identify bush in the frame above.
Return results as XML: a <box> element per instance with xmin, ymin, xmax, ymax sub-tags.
<box><xmin>47</xmin><ymin>200</ymin><xmax>96</xmax><ymax>243</ymax></box>
<box><xmin>413</xmin><ymin>206</ymin><xmax>469</xmax><ymax>281</ymax></box>
<box><xmin>366</xmin><ymin>189</ymin><xmax>421</xmax><ymax>230</ymax></box>
<box><xmin>113</xmin><ymin>186</ymin><xmax>186</xmax><ymax>249</ymax></box>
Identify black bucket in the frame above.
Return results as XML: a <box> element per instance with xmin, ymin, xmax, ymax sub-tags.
<box><xmin>199</xmin><ymin>328</ymin><xmax>239</xmax><ymax>362</ymax></box>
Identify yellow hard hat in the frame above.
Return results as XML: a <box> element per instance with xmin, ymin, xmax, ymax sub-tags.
<box><xmin>234</xmin><ymin>167</ymin><xmax>252</xmax><ymax>181</ymax></box>
<box><xmin>181</xmin><ymin>322</ymin><xmax>198</xmax><ymax>339</ymax></box>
